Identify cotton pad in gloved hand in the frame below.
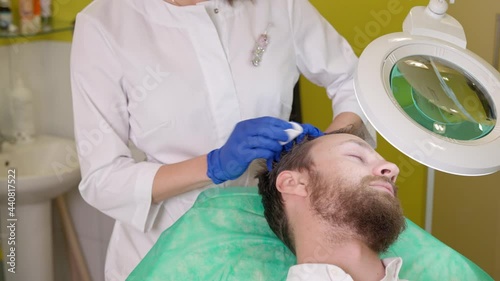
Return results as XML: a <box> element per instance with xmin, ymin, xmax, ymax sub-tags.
<box><xmin>278</xmin><ymin>122</ymin><xmax>303</xmax><ymax>145</ymax></box>
<box><xmin>283</xmin><ymin>123</ymin><xmax>324</xmax><ymax>151</ymax></box>
<box><xmin>207</xmin><ymin>117</ymin><xmax>292</xmax><ymax>184</ymax></box>
<box><xmin>267</xmin><ymin>123</ymin><xmax>323</xmax><ymax>171</ymax></box>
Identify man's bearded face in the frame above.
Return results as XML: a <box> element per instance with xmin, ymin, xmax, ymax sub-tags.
<box><xmin>309</xmin><ymin>174</ymin><xmax>406</xmax><ymax>253</ymax></box>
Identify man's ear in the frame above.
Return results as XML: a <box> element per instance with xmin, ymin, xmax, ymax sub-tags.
<box><xmin>276</xmin><ymin>170</ymin><xmax>308</xmax><ymax>197</ymax></box>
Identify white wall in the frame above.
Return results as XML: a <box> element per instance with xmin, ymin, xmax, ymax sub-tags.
<box><xmin>0</xmin><ymin>41</ymin><xmax>114</xmax><ymax>281</ymax></box>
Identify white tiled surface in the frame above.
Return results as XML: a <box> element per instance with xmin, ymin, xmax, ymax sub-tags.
<box><xmin>0</xmin><ymin>41</ymin><xmax>114</xmax><ymax>281</ymax></box>
<box><xmin>79</xmin><ymin>236</ymin><xmax>107</xmax><ymax>281</ymax></box>
<box><xmin>38</xmin><ymin>42</ymin><xmax>75</xmax><ymax>139</ymax></box>
<box><xmin>67</xmin><ymin>188</ymin><xmax>102</xmax><ymax>240</ymax></box>
<box><xmin>66</xmin><ymin>188</ymin><xmax>113</xmax><ymax>281</ymax></box>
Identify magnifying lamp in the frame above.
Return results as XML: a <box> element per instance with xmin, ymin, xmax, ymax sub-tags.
<box><xmin>355</xmin><ymin>0</ymin><xmax>500</xmax><ymax>176</ymax></box>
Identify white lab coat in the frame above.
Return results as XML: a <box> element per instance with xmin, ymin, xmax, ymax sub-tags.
<box><xmin>70</xmin><ymin>0</ymin><xmax>371</xmax><ymax>279</ymax></box>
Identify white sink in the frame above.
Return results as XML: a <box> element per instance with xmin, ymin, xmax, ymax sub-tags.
<box><xmin>0</xmin><ymin>134</ymin><xmax>81</xmax><ymax>281</ymax></box>
<box><xmin>0</xmin><ymin>134</ymin><xmax>81</xmax><ymax>204</ymax></box>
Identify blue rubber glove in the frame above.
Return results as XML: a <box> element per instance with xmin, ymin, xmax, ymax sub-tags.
<box><xmin>268</xmin><ymin>123</ymin><xmax>324</xmax><ymax>170</ymax></box>
<box><xmin>283</xmin><ymin>123</ymin><xmax>324</xmax><ymax>151</ymax></box>
<box><xmin>207</xmin><ymin>117</ymin><xmax>292</xmax><ymax>184</ymax></box>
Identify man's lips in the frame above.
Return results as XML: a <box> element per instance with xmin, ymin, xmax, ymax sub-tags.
<box><xmin>369</xmin><ymin>181</ymin><xmax>395</xmax><ymax>197</ymax></box>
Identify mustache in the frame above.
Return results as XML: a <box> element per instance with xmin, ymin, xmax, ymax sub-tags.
<box><xmin>361</xmin><ymin>175</ymin><xmax>398</xmax><ymax>196</ymax></box>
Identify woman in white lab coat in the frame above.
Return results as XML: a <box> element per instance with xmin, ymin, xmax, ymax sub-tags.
<box><xmin>70</xmin><ymin>0</ymin><xmax>375</xmax><ymax>279</ymax></box>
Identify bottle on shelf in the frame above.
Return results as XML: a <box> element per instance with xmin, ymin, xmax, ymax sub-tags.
<box><xmin>0</xmin><ymin>0</ymin><xmax>12</xmax><ymax>31</ymax></box>
<box><xmin>40</xmin><ymin>0</ymin><xmax>51</xmax><ymax>31</ymax></box>
<box><xmin>19</xmin><ymin>0</ymin><xmax>41</xmax><ymax>35</ymax></box>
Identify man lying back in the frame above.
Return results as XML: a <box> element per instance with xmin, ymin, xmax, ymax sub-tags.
<box><xmin>257</xmin><ymin>128</ymin><xmax>407</xmax><ymax>281</ymax></box>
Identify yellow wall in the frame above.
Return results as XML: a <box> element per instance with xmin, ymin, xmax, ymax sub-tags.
<box><xmin>301</xmin><ymin>0</ymin><xmax>429</xmax><ymax>227</ymax></box>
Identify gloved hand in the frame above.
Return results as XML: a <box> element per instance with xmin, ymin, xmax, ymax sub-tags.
<box><xmin>207</xmin><ymin>117</ymin><xmax>292</xmax><ymax>184</ymax></box>
<box><xmin>283</xmin><ymin>123</ymin><xmax>324</xmax><ymax>152</ymax></box>
<box><xmin>267</xmin><ymin>123</ymin><xmax>324</xmax><ymax>170</ymax></box>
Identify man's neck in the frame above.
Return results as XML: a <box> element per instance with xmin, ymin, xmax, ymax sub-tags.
<box><xmin>294</xmin><ymin>225</ymin><xmax>386</xmax><ymax>281</ymax></box>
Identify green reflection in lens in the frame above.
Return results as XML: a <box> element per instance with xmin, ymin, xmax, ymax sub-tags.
<box><xmin>390</xmin><ymin>55</ymin><xmax>496</xmax><ymax>140</ymax></box>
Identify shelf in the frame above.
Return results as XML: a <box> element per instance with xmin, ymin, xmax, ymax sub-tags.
<box><xmin>0</xmin><ymin>20</ymin><xmax>74</xmax><ymax>39</ymax></box>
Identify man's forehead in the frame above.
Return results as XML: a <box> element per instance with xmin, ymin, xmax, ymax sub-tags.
<box><xmin>309</xmin><ymin>133</ymin><xmax>378</xmax><ymax>157</ymax></box>
<box><xmin>313</xmin><ymin>133</ymin><xmax>367</xmax><ymax>148</ymax></box>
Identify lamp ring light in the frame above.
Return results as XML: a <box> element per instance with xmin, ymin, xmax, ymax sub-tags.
<box><xmin>354</xmin><ymin>0</ymin><xmax>500</xmax><ymax>176</ymax></box>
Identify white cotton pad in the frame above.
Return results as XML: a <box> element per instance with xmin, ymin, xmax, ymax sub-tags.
<box><xmin>279</xmin><ymin>121</ymin><xmax>303</xmax><ymax>145</ymax></box>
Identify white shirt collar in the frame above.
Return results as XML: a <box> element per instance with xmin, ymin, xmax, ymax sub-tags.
<box><xmin>381</xmin><ymin>257</ymin><xmax>405</xmax><ymax>281</ymax></box>
<box><xmin>286</xmin><ymin>257</ymin><xmax>406</xmax><ymax>281</ymax></box>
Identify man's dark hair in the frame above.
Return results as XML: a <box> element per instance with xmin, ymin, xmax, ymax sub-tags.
<box><xmin>257</xmin><ymin>137</ymin><xmax>315</xmax><ymax>253</ymax></box>
<box><xmin>256</xmin><ymin>126</ymin><xmax>361</xmax><ymax>253</ymax></box>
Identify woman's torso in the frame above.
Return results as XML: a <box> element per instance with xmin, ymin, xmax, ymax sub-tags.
<box><xmin>80</xmin><ymin>0</ymin><xmax>301</xmax><ymax>279</ymax></box>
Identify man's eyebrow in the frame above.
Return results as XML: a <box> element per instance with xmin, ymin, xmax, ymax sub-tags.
<box><xmin>339</xmin><ymin>139</ymin><xmax>374</xmax><ymax>152</ymax></box>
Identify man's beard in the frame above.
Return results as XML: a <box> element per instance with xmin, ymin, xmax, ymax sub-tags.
<box><xmin>309</xmin><ymin>174</ymin><xmax>406</xmax><ymax>254</ymax></box>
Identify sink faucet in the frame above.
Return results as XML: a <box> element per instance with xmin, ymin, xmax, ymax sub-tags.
<box><xmin>0</xmin><ymin>131</ymin><xmax>17</xmax><ymax>153</ymax></box>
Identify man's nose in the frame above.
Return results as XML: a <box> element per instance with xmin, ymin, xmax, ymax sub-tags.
<box><xmin>373</xmin><ymin>160</ymin><xmax>400</xmax><ymax>182</ymax></box>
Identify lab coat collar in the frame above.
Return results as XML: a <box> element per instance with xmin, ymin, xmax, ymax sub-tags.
<box><xmin>137</xmin><ymin>0</ymin><xmax>237</xmax><ymax>26</ymax></box>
